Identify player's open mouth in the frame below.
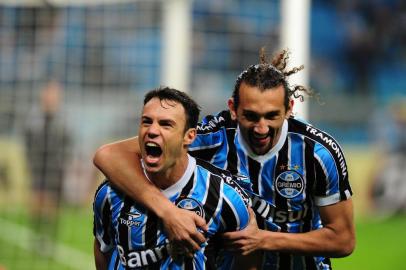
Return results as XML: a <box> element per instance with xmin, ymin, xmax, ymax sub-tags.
<box><xmin>251</xmin><ymin>133</ymin><xmax>270</xmax><ymax>146</ymax></box>
<box><xmin>145</xmin><ymin>142</ymin><xmax>163</xmax><ymax>158</ymax></box>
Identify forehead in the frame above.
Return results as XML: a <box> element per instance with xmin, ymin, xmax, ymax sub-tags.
<box><xmin>238</xmin><ymin>83</ymin><xmax>286</xmax><ymax>113</ymax></box>
<box><xmin>143</xmin><ymin>97</ymin><xmax>186</xmax><ymax>120</ymax></box>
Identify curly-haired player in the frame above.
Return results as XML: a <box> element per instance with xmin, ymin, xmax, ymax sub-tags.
<box><xmin>94</xmin><ymin>49</ymin><xmax>355</xmax><ymax>269</ymax></box>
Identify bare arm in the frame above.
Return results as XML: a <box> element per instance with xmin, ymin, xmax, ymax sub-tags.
<box><xmin>93</xmin><ymin>137</ymin><xmax>207</xmax><ymax>251</ymax></box>
<box><xmin>223</xmin><ymin>199</ymin><xmax>356</xmax><ymax>257</ymax></box>
<box><xmin>94</xmin><ymin>239</ymin><xmax>109</xmax><ymax>270</ymax></box>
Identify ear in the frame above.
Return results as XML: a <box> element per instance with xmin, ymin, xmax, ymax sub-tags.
<box><xmin>227</xmin><ymin>98</ymin><xmax>237</xmax><ymax>120</ymax></box>
<box><xmin>286</xmin><ymin>99</ymin><xmax>294</xmax><ymax>119</ymax></box>
<box><xmin>183</xmin><ymin>128</ymin><xmax>197</xmax><ymax>146</ymax></box>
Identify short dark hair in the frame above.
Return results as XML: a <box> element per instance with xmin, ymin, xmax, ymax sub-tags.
<box><xmin>232</xmin><ymin>48</ymin><xmax>311</xmax><ymax>110</ymax></box>
<box><xmin>144</xmin><ymin>86</ymin><xmax>201</xmax><ymax>130</ymax></box>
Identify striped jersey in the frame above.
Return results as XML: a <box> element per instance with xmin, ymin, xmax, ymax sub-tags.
<box><xmin>188</xmin><ymin>110</ymin><xmax>353</xmax><ymax>270</ymax></box>
<box><xmin>93</xmin><ymin>155</ymin><xmax>250</xmax><ymax>270</ymax></box>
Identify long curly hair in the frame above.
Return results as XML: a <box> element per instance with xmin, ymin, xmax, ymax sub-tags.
<box><xmin>232</xmin><ymin>48</ymin><xmax>313</xmax><ymax>110</ymax></box>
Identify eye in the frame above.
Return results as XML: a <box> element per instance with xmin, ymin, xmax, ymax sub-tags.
<box><xmin>141</xmin><ymin>117</ymin><xmax>152</xmax><ymax>125</ymax></box>
<box><xmin>159</xmin><ymin>120</ymin><xmax>174</xmax><ymax>128</ymax></box>
<box><xmin>243</xmin><ymin>112</ymin><xmax>260</xmax><ymax>122</ymax></box>
<box><xmin>264</xmin><ymin>112</ymin><xmax>279</xmax><ymax>120</ymax></box>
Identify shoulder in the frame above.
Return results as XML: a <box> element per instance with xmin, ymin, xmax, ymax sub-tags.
<box><xmin>195</xmin><ymin>158</ymin><xmax>232</xmax><ymax>177</ymax></box>
<box><xmin>288</xmin><ymin>118</ymin><xmax>349</xmax><ymax>184</ymax></box>
<box><xmin>288</xmin><ymin>117</ymin><xmax>346</xmax><ymax>158</ymax></box>
<box><xmin>93</xmin><ymin>180</ymin><xmax>121</xmax><ymax>205</ymax></box>
<box><xmin>94</xmin><ymin>180</ymin><xmax>109</xmax><ymax>198</ymax></box>
<box><xmin>196</xmin><ymin>110</ymin><xmax>236</xmax><ymax>134</ymax></box>
<box><xmin>93</xmin><ymin>180</ymin><xmax>111</xmax><ymax>212</ymax></box>
<box><xmin>196</xmin><ymin>159</ymin><xmax>250</xmax><ymax>206</ymax></box>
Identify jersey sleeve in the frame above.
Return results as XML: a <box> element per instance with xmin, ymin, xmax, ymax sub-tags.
<box><xmin>313</xmin><ymin>142</ymin><xmax>353</xmax><ymax>206</ymax></box>
<box><xmin>219</xmin><ymin>178</ymin><xmax>250</xmax><ymax>232</ymax></box>
<box><xmin>93</xmin><ymin>181</ymin><xmax>115</xmax><ymax>253</ymax></box>
<box><xmin>188</xmin><ymin>111</ymin><xmax>230</xmax><ymax>157</ymax></box>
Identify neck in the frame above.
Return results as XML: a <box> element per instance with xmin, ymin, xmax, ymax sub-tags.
<box><xmin>237</xmin><ymin>119</ymin><xmax>288</xmax><ymax>162</ymax></box>
<box><xmin>146</xmin><ymin>154</ymin><xmax>189</xmax><ymax>190</ymax></box>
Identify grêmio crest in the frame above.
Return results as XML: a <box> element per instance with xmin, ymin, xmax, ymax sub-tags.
<box><xmin>275</xmin><ymin>170</ymin><xmax>305</xmax><ymax>199</ymax></box>
<box><xmin>175</xmin><ymin>197</ymin><xmax>205</xmax><ymax>219</ymax></box>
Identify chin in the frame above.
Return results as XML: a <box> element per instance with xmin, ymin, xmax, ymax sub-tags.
<box><xmin>143</xmin><ymin>164</ymin><xmax>162</xmax><ymax>174</ymax></box>
<box><xmin>253</xmin><ymin>146</ymin><xmax>271</xmax><ymax>155</ymax></box>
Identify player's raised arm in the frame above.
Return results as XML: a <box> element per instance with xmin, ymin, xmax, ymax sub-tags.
<box><xmin>93</xmin><ymin>137</ymin><xmax>208</xmax><ymax>251</ymax></box>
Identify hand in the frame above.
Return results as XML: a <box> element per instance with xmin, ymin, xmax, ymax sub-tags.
<box><xmin>161</xmin><ymin>207</ymin><xmax>208</xmax><ymax>254</ymax></box>
<box><xmin>223</xmin><ymin>208</ymin><xmax>262</xmax><ymax>255</ymax></box>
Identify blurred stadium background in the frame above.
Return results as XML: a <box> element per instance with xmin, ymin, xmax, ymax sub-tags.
<box><xmin>0</xmin><ymin>0</ymin><xmax>405</xmax><ymax>269</ymax></box>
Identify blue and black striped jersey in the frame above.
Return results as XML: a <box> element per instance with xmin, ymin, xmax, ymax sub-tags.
<box><xmin>93</xmin><ymin>155</ymin><xmax>250</xmax><ymax>270</ymax></box>
<box><xmin>188</xmin><ymin>110</ymin><xmax>353</xmax><ymax>270</ymax></box>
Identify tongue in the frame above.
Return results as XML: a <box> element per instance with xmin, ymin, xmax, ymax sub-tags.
<box><xmin>145</xmin><ymin>155</ymin><xmax>160</xmax><ymax>165</ymax></box>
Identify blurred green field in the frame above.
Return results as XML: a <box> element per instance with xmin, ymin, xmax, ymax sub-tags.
<box><xmin>0</xmin><ymin>206</ymin><xmax>94</xmax><ymax>270</ymax></box>
<box><xmin>333</xmin><ymin>215</ymin><xmax>406</xmax><ymax>270</ymax></box>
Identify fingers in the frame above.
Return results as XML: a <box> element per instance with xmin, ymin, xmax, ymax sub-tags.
<box><xmin>248</xmin><ymin>207</ymin><xmax>256</xmax><ymax>219</ymax></box>
<box><xmin>222</xmin><ymin>229</ymin><xmax>245</xmax><ymax>241</ymax></box>
<box><xmin>164</xmin><ymin>209</ymin><xmax>208</xmax><ymax>253</ymax></box>
<box><xmin>169</xmin><ymin>242</ymin><xmax>194</xmax><ymax>259</ymax></box>
<box><xmin>223</xmin><ymin>239</ymin><xmax>251</xmax><ymax>254</ymax></box>
<box><xmin>194</xmin><ymin>214</ymin><xmax>208</xmax><ymax>232</ymax></box>
<box><xmin>190</xmin><ymin>230</ymin><xmax>206</xmax><ymax>248</ymax></box>
<box><xmin>168</xmin><ymin>229</ymin><xmax>205</xmax><ymax>252</ymax></box>
<box><xmin>184</xmin><ymin>234</ymin><xmax>204</xmax><ymax>252</ymax></box>
<box><xmin>248</xmin><ymin>208</ymin><xmax>257</xmax><ymax>226</ymax></box>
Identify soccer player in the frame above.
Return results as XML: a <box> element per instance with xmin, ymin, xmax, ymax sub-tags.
<box><xmin>94</xmin><ymin>49</ymin><xmax>356</xmax><ymax>269</ymax></box>
<box><xmin>93</xmin><ymin>87</ymin><xmax>251</xmax><ymax>269</ymax></box>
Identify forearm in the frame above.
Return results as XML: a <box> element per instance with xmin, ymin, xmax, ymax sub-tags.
<box><xmin>93</xmin><ymin>137</ymin><xmax>176</xmax><ymax>218</ymax></box>
<box><xmin>259</xmin><ymin>226</ymin><xmax>353</xmax><ymax>257</ymax></box>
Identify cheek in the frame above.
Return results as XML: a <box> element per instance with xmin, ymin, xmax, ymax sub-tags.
<box><xmin>269</xmin><ymin>119</ymin><xmax>284</xmax><ymax>129</ymax></box>
<box><xmin>165</xmin><ymin>132</ymin><xmax>185</xmax><ymax>151</ymax></box>
<box><xmin>238</xmin><ymin>118</ymin><xmax>254</xmax><ymax>129</ymax></box>
<box><xmin>138</xmin><ymin>129</ymin><xmax>146</xmax><ymax>140</ymax></box>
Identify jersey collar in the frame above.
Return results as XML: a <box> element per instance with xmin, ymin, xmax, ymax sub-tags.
<box><xmin>237</xmin><ymin>119</ymin><xmax>288</xmax><ymax>163</ymax></box>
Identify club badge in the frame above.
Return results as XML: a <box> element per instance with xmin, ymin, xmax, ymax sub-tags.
<box><xmin>175</xmin><ymin>197</ymin><xmax>205</xmax><ymax>219</ymax></box>
<box><xmin>275</xmin><ymin>170</ymin><xmax>304</xmax><ymax>198</ymax></box>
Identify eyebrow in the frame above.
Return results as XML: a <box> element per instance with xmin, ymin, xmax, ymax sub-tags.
<box><xmin>159</xmin><ymin>119</ymin><xmax>176</xmax><ymax>125</ymax></box>
<box><xmin>142</xmin><ymin>115</ymin><xmax>177</xmax><ymax>125</ymax></box>
<box><xmin>242</xmin><ymin>110</ymin><xmax>280</xmax><ymax>117</ymax></box>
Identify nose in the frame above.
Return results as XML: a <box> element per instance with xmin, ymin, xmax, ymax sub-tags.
<box><xmin>253</xmin><ymin>117</ymin><xmax>269</xmax><ymax>134</ymax></box>
<box><xmin>146</xmin><ymin>122</ymin><xmax>160</xmax><ymax>138</ymax></box>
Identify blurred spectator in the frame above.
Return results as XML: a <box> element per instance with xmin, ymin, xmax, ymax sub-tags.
<box><xmin>369</xmin><ymin>98</ymin><xmax>406</xmax><ymax>216</ymax></box>
<box><xmin>336</xmin><ymin>0</ymin><xmax>406</xmax><ymax>93</ymax></box>
<box><xmin>24</xmin><ymin>80</ymin><xmax>72</xmax><ymax>248</ymax></box>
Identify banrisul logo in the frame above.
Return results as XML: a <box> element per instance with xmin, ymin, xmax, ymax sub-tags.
<box><xmin>275</xmin><ymin>171</ymin><xmax>304</xmax><ymax>198</ymax></box>
<box><xmin>176</xmin><ymin>197</ymin><xmax>205</xmax><ymax>219</ymax></box>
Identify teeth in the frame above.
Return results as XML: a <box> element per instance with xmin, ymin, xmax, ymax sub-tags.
<box><xmin>146</xmin><ymin>142</ymin><xmax>159</xmax><ymax>147</ymax></box>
